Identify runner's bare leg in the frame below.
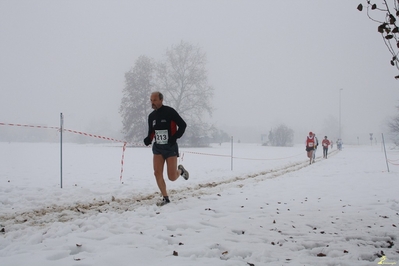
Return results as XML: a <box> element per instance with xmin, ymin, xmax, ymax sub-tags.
<box><xmin>153</xmin><ymin>154</ymin><xmax>167</xmax><ymax>196</ymax></box>
<box><xmin>166</xmin><ymin>156</ymin><xmax>181</xmax><ymax>181</ymax></box>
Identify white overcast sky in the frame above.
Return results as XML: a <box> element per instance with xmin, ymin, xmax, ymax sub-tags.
<box><xmin>0</xmin><ymin>0</ymin><xmax>398</xmax><ymax>143</ymax></box>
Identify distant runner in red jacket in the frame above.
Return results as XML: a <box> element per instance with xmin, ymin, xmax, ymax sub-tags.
<box><xmin>322</xmin><ymin>136</ymin><xmax>331</xmax><ymax>159</ymax></box>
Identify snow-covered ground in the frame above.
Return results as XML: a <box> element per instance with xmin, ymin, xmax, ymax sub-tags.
<box><xmin>0</xmin><ymin>142</ymin><xmax>398</xmax><ymax>266</ymax></box>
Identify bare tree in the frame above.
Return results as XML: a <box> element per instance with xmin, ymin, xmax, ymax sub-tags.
<box><xmin>388</xmin><ymin>114</ymin><xmax>399</xmax><ymax>132</ymax></box>
<box><xmin>156</xmin><ymin>41</ymin><xmax>214</xmax><ymax>145</ymax></box>
<box><xmin>268</xmin><ymin>124</ymin><xmax>294</xmax><ymax>147</ymax></box>
<box><xmin>120</xmin><ymin>55</ymin><xmax>155</xmax><ymax>142</ymax></box>
<box><xmin>357</xmin><ymin>1</ymin><xmax>399</xmax><ymax>79</ymax></box>
<box><xmin>119</xmin><ymin>41</ymin><xmax>215</xmax><ymax>146</ymax></box>
<box><xmin>388</xmin><ymin>105</ymin><xmax>399</xmax><ymax>145</ymax></box>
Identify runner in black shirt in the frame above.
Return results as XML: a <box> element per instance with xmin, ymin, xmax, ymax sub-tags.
<box><xmin>144</xmin><ymin>91</ymin><xmax>189</xmax><ymax>206</ymax></box>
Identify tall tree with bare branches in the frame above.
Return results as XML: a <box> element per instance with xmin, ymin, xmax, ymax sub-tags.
<box><xmin>388</xmin><ymin>105</ymin><xmax>399</xmax><ymax>145</ymax></box>
<box><xmin>357</xmin><ymin>1</ymin><xmax>399</xmax><ymax>79</ymax></box>
<box><xmin>120</xmin><ymin>42</ymin><xmax>215</xmax><ymax>146</ymax></box>
<box><xmin>156</xmin><ymin>41</ymin><xmax>214</xmax><ymax>146</ymax></box>
<box><xmin>120</xmin><ymin>55</ymin><xmax>155</xmax><ymax>142</ymax></box>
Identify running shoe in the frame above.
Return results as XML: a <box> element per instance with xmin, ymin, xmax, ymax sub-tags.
<box><xmin>178</xmin><ymin>164</ymin><xmax>189</xmax><ymax>180</ymax></box>
<box><xmin>156</xmin><ymin>197</ymin><xmax>170</xmax><ymax>206</ymax></box>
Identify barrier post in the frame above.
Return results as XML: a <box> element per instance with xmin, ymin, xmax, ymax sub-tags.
<box><xmin>60</xmin><ymin>113</ymin><xmax>64</xmax><ymax>188</ymax></box>
<box><xmin>382</xmin><ymin>133</ymin><xmax>390</xmax><ymax>173</ymax></box>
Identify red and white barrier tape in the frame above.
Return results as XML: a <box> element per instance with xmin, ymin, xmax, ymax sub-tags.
<box><xmin>63</xmin><ymin>129</ymin><xmax>126</xmax><ymax>143</ymax></box>
<box><xmin>182</xmin><ymin>150</ymin><xmax>303</xmax><ymax>161</ymax></box>
<box><xmin>0</xmin><ymin>122</ymin><xmax>59</xmax><ymax>130</ymax></box>
<box><xmin>1</xmin><ymin>122</ymin><xmax>130</xmax><ymax>181</ymax></box>
<box><xmin>387</xmin><ymin>159</ymin><xmax>399</xmax><ymax>166</ymax></box>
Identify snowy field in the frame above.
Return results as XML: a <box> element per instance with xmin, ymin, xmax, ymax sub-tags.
<box><xmin>0</xmin><ymin>142</ymin><xmax>398</xmax><ymax>266</ymax></box>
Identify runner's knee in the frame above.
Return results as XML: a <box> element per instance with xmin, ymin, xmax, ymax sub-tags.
<box><xmin>153</xmin><ymin>169</ymin><xmax>163</xmax><ymax>178</ymax></box>
<box><xmin>166</xmin><ymin>171</ymin><xmax>178</xmax><ymax>181</ymax></box>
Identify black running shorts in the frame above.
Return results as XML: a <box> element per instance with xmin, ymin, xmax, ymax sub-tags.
<box><xmin>152</xmin><ymin>143</ymin><xmax>179</xmax><ymax>159</ymax></box>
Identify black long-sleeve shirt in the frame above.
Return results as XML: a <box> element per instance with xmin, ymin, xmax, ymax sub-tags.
<box><xmin>146</xmin><ymin>105</ymin><xmax>187</xmax><ymax>144</ymax></box>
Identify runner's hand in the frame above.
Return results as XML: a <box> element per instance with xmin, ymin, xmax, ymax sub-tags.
<box><xmin>144</xmin><ymin>137</ymin><xmax>151</xmax><ymax>146</ymax></box>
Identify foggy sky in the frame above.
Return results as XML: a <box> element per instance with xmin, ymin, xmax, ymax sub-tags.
<box><xmin>1</xmin><ymin>0</ymin><xmax>398</xmax><ymax>144</ymax></box>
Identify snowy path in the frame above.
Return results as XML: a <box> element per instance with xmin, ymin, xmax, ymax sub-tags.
<box><xmin>0</xmin><ymin>144</ymin><xmax>398</xmax><ymax>266</ymax></box>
